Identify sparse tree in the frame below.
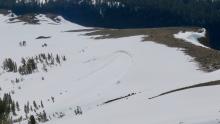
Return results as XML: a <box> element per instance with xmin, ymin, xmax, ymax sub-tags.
<box><xmin>40</xmin><ymin>100</ymin><xmax>44</xmax><ymax>108</ymax></box>
<box><xmin>56</xmin><ymin>54</ymin><xmax>60</xmax><ymax>64</ymax></box>
<box><xmin>16</xmin><ymin>102</ymin><xmax>20</xmax><ymax>111</ymax></box>
<box><xmin>33</xmin><ymin>101</ymin><xmax>38</xmax><ymax>110</ymax></box>
<box><xmin>11</xmin><ymin>101</ymin><xmax>16</xmax><ymax>115</ymax></box>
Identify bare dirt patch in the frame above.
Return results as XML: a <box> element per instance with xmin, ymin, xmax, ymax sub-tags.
<box><xmin>36</xmin><ymin>36</ymin><xmax>51</xmax><ymax>39</ymax></box>
<box><xmin>102</xmin><ymin>93</ymin><xmax>136</xmax><ymax>105</ymax></box>
<box><xmin>149</xmin><ymin>80</ymin><xmax>220</xmax><ymax>99</ymax></box>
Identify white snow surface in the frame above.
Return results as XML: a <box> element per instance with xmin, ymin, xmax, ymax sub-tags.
<box><xmin>0</xmin><ymin>13</ymin><xmax>220</xmax><ymax>124</ymax></box>
<box><xmin>174</xmin><ymin>28</ymin><xmax>207</xmax><ymax>48</ymax></box>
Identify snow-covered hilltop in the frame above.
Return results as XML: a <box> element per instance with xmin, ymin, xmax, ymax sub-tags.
<box><xmin>1</xmin><ymin>11</ymin><xmax>220</xmax><ymax>124</ymax></box>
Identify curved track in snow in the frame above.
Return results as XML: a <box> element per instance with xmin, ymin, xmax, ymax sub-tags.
<box><xmin>75</xmin><ymin>50</ymin><xmax>133</xmax><ymax>81</ymax></box>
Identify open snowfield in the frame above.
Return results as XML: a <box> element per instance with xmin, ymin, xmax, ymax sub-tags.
<box><xmin>1</xmin><ymin>13</ymin><xmax>220</xmax><ymax>124</ymax></box>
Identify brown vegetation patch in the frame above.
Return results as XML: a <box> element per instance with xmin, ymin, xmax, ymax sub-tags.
<box><xmin>76</xmin><ymin>27</ymin><xmax>220</xmax><ymax>72</ymax></box>
<box><xmin>9</xmin><ymin>14</ymin><xmax>40</xmax><ymax>24</ymax></box>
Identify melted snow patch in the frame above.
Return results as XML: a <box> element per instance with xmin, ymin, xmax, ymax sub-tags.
<box><xmin>174</xmin><ymin>28</ymin><xmax>207</xmax><ymax>48</ymax></box>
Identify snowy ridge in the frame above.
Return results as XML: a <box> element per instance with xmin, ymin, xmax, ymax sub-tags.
<box><xmin>0</xmin><ymin>12</ymin><xmax>220</xmax><ymax>124</ymax></box>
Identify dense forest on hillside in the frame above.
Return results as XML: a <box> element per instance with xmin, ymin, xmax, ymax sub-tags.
<box><xmin>0</xmin><ymin>0</ymin><xmax>220</xmax><ymax>49</ymax></box>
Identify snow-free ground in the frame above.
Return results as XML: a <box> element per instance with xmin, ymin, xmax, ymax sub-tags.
<box><xmin>0</xmin><ymin>13</ymin><xmax>220</xmax><ymax>124</ymax></box>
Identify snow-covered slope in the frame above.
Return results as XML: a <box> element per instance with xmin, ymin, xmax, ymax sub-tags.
<box><xmin>1</xmin><ymin>12</ymin><xmax>220</xmax><ymax>124</ymax></box>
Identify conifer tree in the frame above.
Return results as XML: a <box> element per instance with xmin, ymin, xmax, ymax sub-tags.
<box><xmin>16</xmin><ymin>102</ymin><xmax>20</xmax><ymax>111</ymax></box>
<box><xmin>28</xmin><ymin>115</ymin><xmax>36</xmax><ymax>124</ymax></box>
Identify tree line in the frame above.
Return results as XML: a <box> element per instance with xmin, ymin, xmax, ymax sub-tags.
<box><xmin>2</xmin><ymin>53</ymin><xmax>66</xmax><ymax>75</ymax></box>
<box><xmin>0</xmin><ymin>0</ymin><xmax>219</xmax><ymax>27</ymax></box>
<box><xmin>0</xmin><ymin>93</ymin><xmax>19</xmax><ymax>124</ymax></box>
